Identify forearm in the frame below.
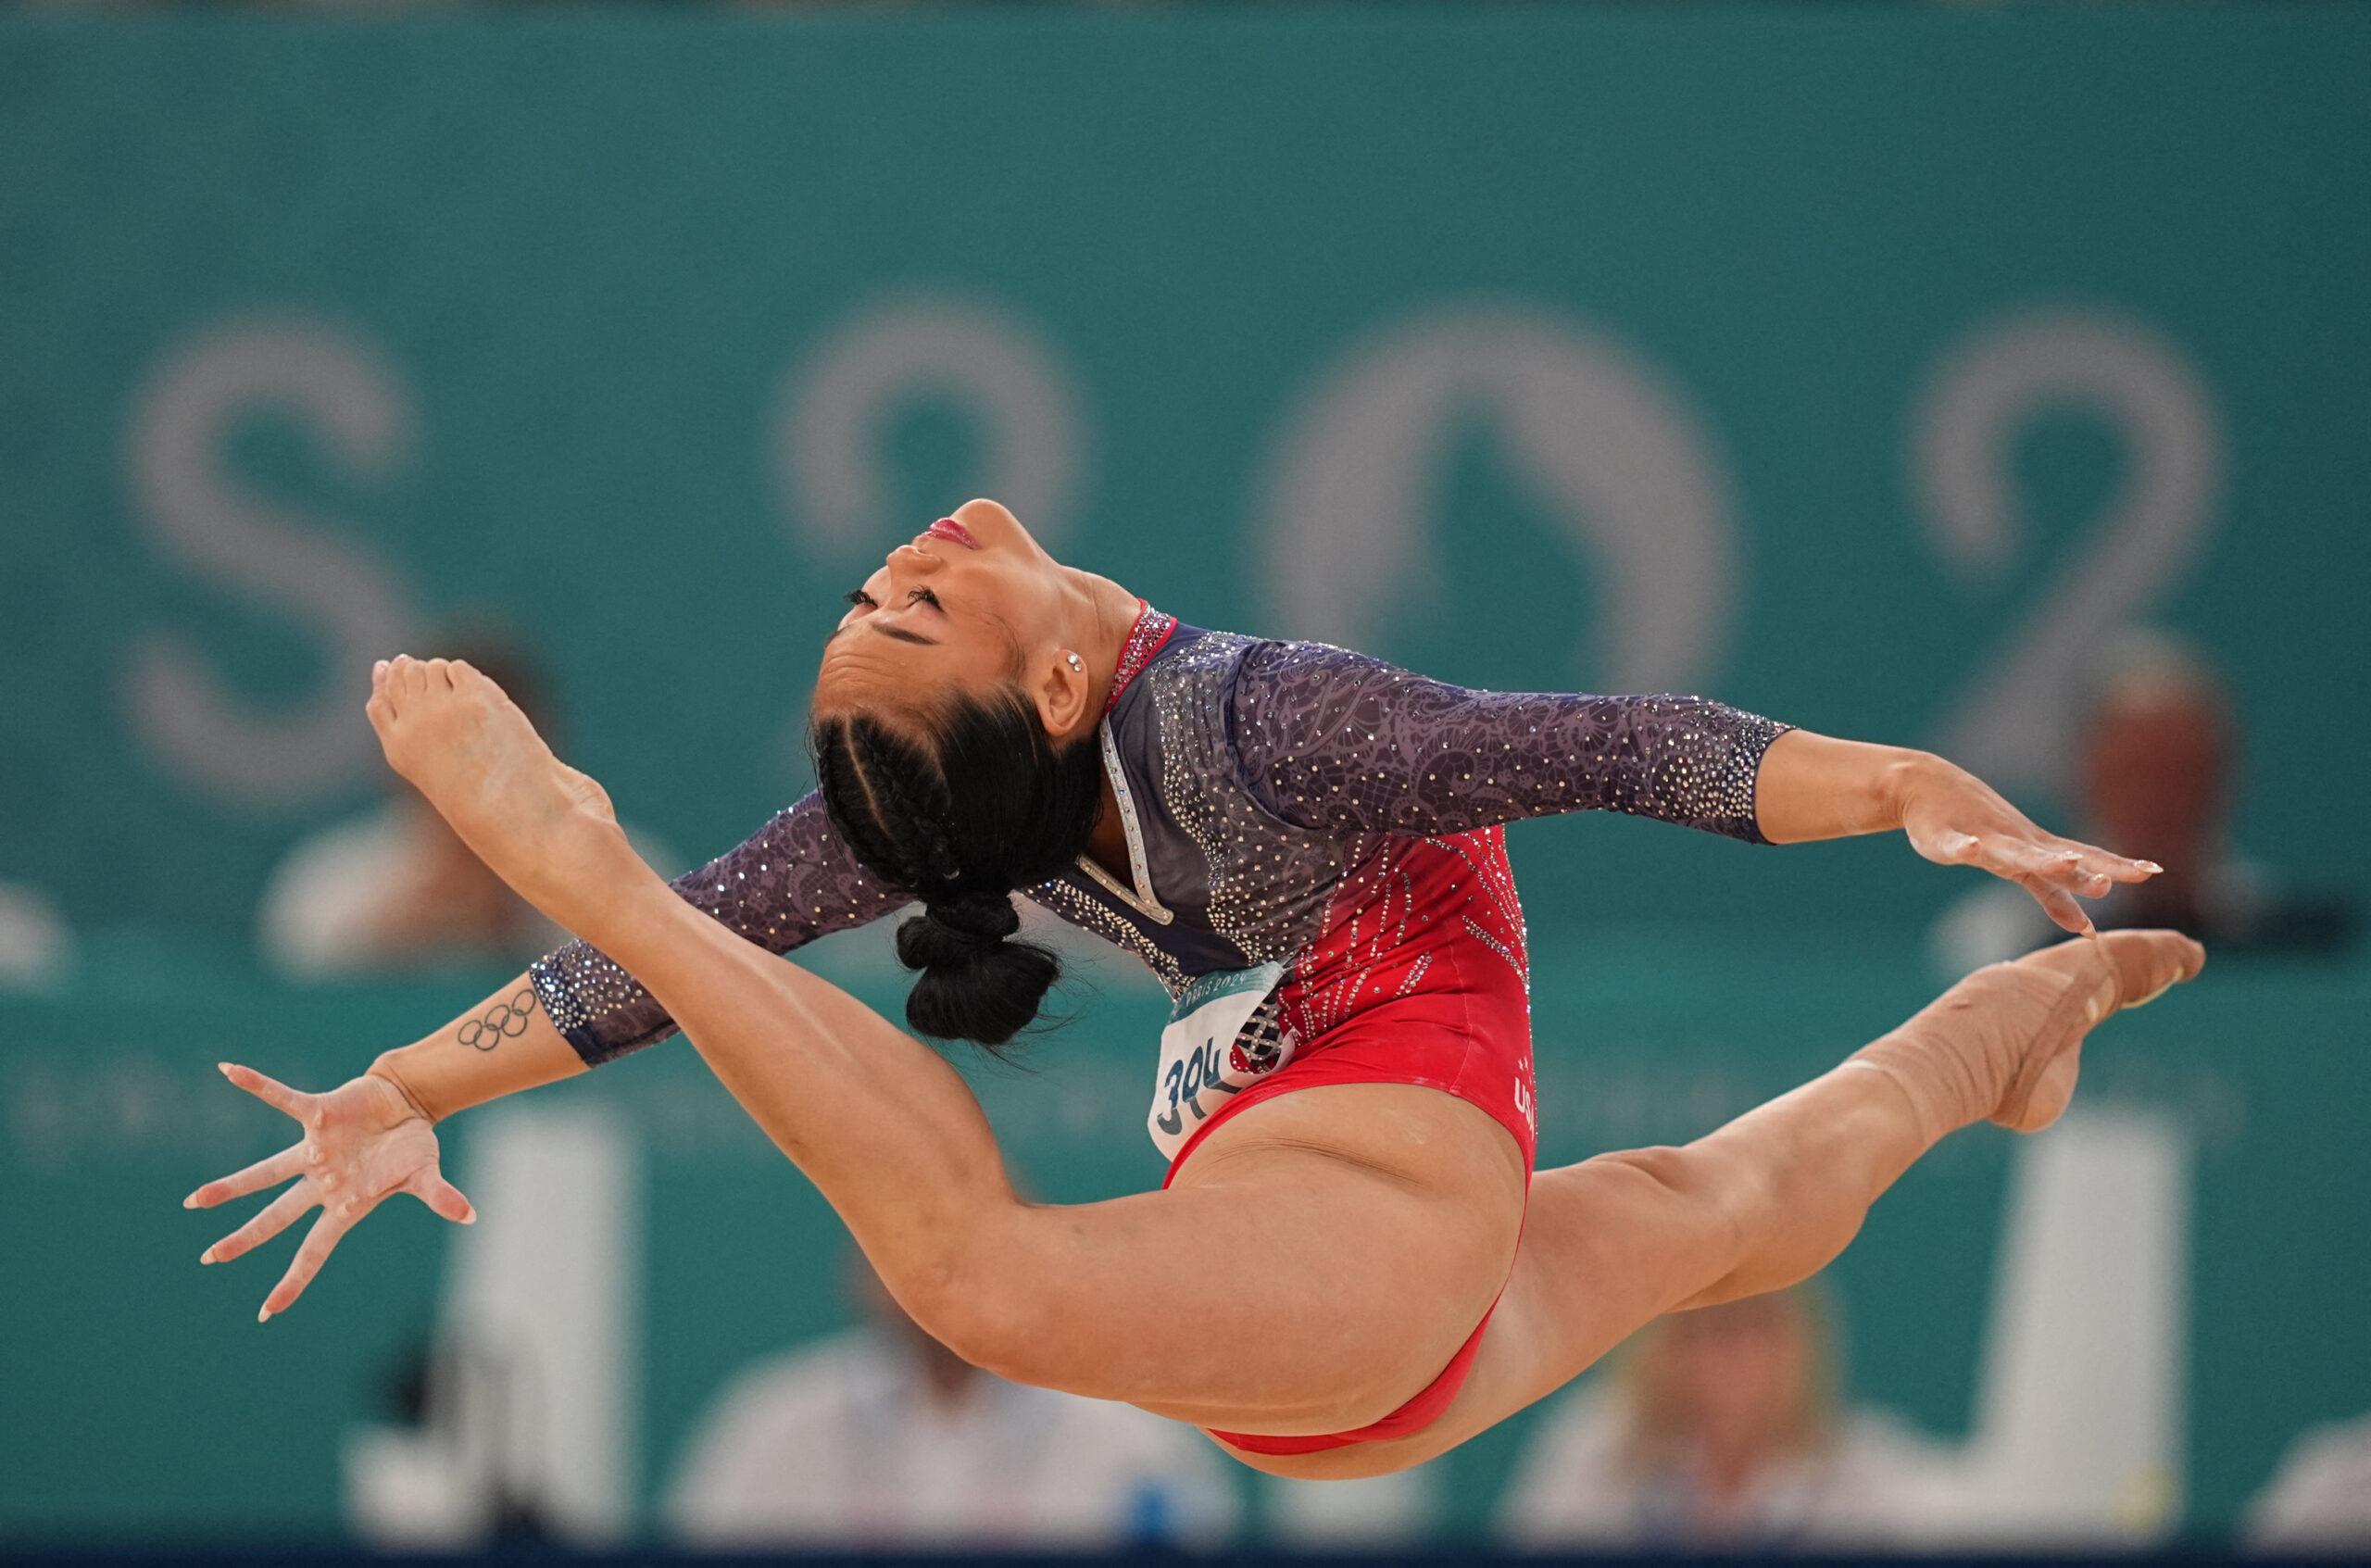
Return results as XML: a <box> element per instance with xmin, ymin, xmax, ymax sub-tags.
<box><xmin>368</xmin><ymin>972</ymin><xmax>587</xmax><ymax>1123</ymax></box>
<box><xmin>1750</xmin><ymin>728</ymin><xmax>1950</xmax><ymax>845</ymax></box>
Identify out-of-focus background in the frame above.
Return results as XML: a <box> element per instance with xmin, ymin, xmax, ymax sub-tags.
<box><xmin>5</xmin><ymin>2</ymin><xmax>2367</xmax><ymax>1562</ymax></box>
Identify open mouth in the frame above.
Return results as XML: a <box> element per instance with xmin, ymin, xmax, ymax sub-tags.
<box><xmin>925</xmin><ymin>516</ymin><xmax>979</xmax><ymax>550</ymax></box>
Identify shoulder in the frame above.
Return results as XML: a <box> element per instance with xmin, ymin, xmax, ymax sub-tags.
<box><xmin>1110</xmin><ymin>626</ymin><xmax>1265</xmax><ymax>743</ymax></box>
<box><xmin>1217</xmin><ymin>635</ymin><xmax>1427</xmax><ymax>735</ymax></box>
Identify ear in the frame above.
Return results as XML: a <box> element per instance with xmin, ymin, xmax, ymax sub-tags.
<box><xmin>1031</xmin><ymin>649</ymin><xmax>1093</xmax><ymax>741</ymax></box>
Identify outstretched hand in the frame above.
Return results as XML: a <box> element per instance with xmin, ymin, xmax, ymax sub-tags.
<box><xmin>185</xmin><ymin>1064</ymin><xmax>475</xmax><ymax>1321</ymax></box>
<box><xmin>1901</xmin><ymin>765</ymin><xmax>2161</xmax><ymax>935</ymax></box>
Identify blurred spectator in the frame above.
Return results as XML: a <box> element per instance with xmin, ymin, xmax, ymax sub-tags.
<box><xmin>2248</xmin><ymin>1413</ymin><xmax>2371</xmax><ymax>1553</ymax></box>
<box><xmin>0</xmin><ymin>880</ymin><xmax>72</xmax><ymax>988</ymax></box>
<box><xmin>667</xmin><ymin>1251</ymin><xmax>1239</xmax><ymax>1549</ymax></box>
<box><xmin>257</xmin><ymin>630</ymin><xmax>665</xmax><ymax>978</ymax></box>
<box><xmin>1499</xmin><ymin>1286</ymin><xmax>1950</xmax><ymax>1550</ymax></box>
<box><xmin>1933</xmin><ymin>630</ymin><xmax>2357</xmax><ymax>977</ymax></box>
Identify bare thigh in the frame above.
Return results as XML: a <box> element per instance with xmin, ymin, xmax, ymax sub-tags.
<box><xmin>1028</xmin><ymin>1083</ymin><xmax>1525</xmax><ymax>1436</ymax></box>
<box><xmin>1228</xmin><ymin>1147</ymin><xmax>1731</xmax><ymax>1478</ymax></box>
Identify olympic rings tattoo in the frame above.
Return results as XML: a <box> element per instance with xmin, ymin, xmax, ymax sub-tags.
<box><xmin>457</xmin><ymin>988</ymin><xmax>539</xmax><ymax>1052</ymax></box>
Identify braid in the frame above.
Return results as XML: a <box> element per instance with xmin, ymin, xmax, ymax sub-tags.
<box><xmin>862</xmin><ymin>730</ymin><xmax>961</xmax><ymax>887</ymax></box>
<box><xmin>812</xmin><ymin>721</ymin><xmax>919</xmax><ymax>886</ymax></box>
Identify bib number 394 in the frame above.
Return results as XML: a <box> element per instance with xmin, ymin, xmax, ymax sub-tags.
<box><xmin>1148</xmin><ymin>962</ymin><xmax>1295</xmax><ymax>1162</ymax></box>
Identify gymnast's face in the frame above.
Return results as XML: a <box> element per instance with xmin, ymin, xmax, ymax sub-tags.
<box><xmin>813</xmin><ymin>497</ymin><xmax>1078</xmax><ymax>734</ymax></box>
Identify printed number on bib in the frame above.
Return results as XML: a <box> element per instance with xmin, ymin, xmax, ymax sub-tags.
<box><xmin>1148</xmin><ymin>962</ymin><xmax>1296</xmax><ymax>1161</ymax></box>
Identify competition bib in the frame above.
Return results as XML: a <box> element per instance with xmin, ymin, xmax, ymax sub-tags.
<box><xmin>1148</xmin><ymin>961</ymin><xmax>1298</xmax><ymax>1161</ymax></box>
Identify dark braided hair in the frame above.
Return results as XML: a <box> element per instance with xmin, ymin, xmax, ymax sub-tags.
<box><xmin>811</xmin><ymin>687</ymin><xmax>1103</xmax><ymax>1047</ymax></box>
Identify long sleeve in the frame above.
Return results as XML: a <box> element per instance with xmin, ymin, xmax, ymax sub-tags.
<box><xmin>529</xmin><ymin>790</ymin><xmax>908</xmax><ymax>1065</ymax></box>
<box><xmin>1227</xmin><ymin>641</ymin><xmax>1788</xmax><ymax>843</ymax></box>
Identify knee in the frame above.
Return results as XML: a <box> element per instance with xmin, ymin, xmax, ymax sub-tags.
<box><xmin>1601</xmin><ymin>1144</ymin><xmax>1763</xmax><ymax>1255</ymax></box>
<box><xmin>1606</xmin><ymin>1143</ymin><xmax>1750</xmax><ymax>1211</ymax></box>
<box><xmin>893</xmin><ymin>1257</ymin><xmax>1055</xmax><ymax>1386</ymax></box>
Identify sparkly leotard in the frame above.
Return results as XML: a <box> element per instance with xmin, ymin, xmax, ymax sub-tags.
<box><xmin>530</xmin><ymin>604</ymin><xmax>1787</xmax><ymax>1452</ymax></box>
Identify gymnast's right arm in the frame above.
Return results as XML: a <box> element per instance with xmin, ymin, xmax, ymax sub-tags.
<box><xmin>366</xmin><ymin>791</ymin><xmax>907</xmax><ymax>1122</ymax></box>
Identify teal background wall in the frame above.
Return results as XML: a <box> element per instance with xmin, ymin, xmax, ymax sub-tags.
<box><xmin>3</xmin><ymin>2</ymin><xmax>2366</xmax><ymax>1545</ymax></box>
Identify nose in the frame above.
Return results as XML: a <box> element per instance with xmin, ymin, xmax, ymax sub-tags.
<box><xmin>884</xmin><ymin>540</ymin><xmax>945</xmax><ymax>579</ymax></box>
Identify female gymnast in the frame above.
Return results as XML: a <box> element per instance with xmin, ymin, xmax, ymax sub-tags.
<box><xmin>187</xmin><ymin>498</ymin><xmax>2203</xmax><ymax>1479</ymax></box>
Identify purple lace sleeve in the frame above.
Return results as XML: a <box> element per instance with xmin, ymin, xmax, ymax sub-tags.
<box><xmin>1227</xmin><ymin>641</ymin><xmax>1788</xmax><ymax>843</ymax></box>
<box><xmin>528</xmin><ymin>790</ymin><xmax>908</xmax><ymax>1065</ymax></box>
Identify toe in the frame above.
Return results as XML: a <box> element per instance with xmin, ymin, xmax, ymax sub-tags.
<box><xmin>2097</xmin><ymin>929</ymin><xmax>2203</xmax><ymax>1010</ymax></box>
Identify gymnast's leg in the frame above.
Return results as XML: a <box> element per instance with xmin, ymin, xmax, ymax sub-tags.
<box><xmin>1266</xmin><ymin>926</ymin><xmax>2206</xmax><ymax>1478</ymax></box>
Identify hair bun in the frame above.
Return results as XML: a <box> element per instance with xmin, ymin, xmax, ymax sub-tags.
<box><xmin>920</xmin><ymin>892</ymin><xmax>1022</xmax><ymax>947</ymax></box>
<box><xmin>811</xmin><ymin>697</ymin><xmax>1104</xmax><ymax>1054</ymax></box>
<box><xmin>894</xmin><ymin>893</ymin><xmax>1058</xmax><ymax>1046</ymax></box>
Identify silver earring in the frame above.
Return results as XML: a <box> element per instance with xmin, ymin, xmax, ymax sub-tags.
<box><xmin>1066</xmin><ymin>652</ymin><xmax>1085</xmax><ymax>672</ymax></box>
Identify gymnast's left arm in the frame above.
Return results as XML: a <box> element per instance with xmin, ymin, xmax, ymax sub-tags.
<box><xmin>1751</xmin><ymin>729</ymin><xmax>2158</xmax><ymax>934</ymax></box>
<box><xmin>1228</xmin><ymin>641</ymin><xmax>2159</xmax><ymax>935</ymax></box>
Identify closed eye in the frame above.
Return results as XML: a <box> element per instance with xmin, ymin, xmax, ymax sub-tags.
<box><xmin>845</xmin><ymin>588</ymin><xmax>876</xmax><ymax>609</ymax></box>
<box><xmin>908</xmin><ymin>586</ymin><xmax>943</xmax><ymax>610</ymax></box>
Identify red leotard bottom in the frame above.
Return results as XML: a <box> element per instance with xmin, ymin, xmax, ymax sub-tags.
<box><xmin>1164</xmin><ymin>831</ymin><xmax>1537</xmax><ymax>1455</ymax></box>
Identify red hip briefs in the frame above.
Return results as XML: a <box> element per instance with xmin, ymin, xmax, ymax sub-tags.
<box><xmin>1168</xmin><ymin>831</ymin><xmax>1537</xmax><ymax>1454</ymax></box>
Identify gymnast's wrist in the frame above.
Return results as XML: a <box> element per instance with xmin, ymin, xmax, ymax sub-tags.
<box><xmin>1877</xmin><ymin>749</ymin><xmax>1956</xmax><ymax>833</ymax></box>
<box><xmin>369</xmin><ymin>1050</ymin><xmax>445</xmax><ymax>1124</ymax></box>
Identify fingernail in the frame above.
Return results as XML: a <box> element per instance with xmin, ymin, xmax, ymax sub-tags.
<box><xmin>199</xmin><ymin>1248</ymin><xmax>216</xmax><ymax>1264</ymax></box>
<box><xmin>2141</xmin><ymin>861</ymin><xmax>2164</xmax><ymax>874</ymax></box>
<box><xmin>217</xmin><ymin>1062</ymin><xmax>233</xmax><ymax>1076</ymax></box>
<box><xmin>460</xmin><ymin>1206</ymin><xmax>478</xmax><ymax>1225</ymax></box>
<box><xmin>257</xmin><ymin>1306</ymin><xmax>273</xmax><ymax>1324</ymax></box>
<box><xmin>182</xmin><ymin>1194</ymin><xmax>199</xmax><ymax>1209</ymax></box>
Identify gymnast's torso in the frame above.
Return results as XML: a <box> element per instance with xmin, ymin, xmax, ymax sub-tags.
<box><xmin>531</xmin><ymin>604</ymin><xmax>1786</xmax><ymax>1162</ymax></box>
